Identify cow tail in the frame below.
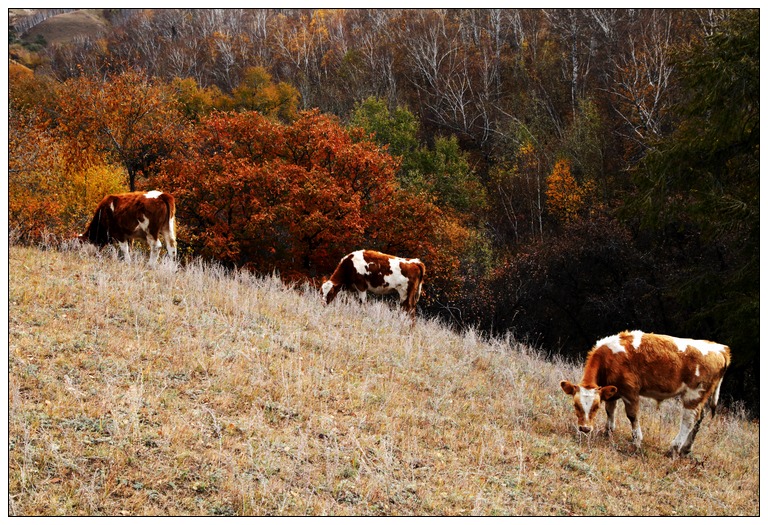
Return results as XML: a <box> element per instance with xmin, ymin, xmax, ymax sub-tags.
<box><xmin>416</xmin><ymin>261</ymin><xmax>426</xmax><ymax>302</ymax></box>
<box><xmin>160</xmin><ymin>193</ymin><xmax>176</xmax><ymax>223</ymax></box>
<box><xmin>709</xmin><ymin>350</ymin><xmax>731</xmax><ymax>417</ymax></box>
<box><xmin>709</xmin><ymin>378</ymin><xmax>724</xmax><ymax>418</ymax></box>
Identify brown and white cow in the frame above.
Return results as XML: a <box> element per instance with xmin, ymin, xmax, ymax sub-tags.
<box><xmin>560</xmin><ymin>330</ymin><xmax>730</xmax><ymax>457</ymax></box>
<box><xmin>321</xmin><ymin>250</ymin><xmax>426</xmax><ymax>316</ymax></box>
<box><xmin>79</xmin><ymin>190</ymin><xmax>177</xmax><ymax>266</ymax></box>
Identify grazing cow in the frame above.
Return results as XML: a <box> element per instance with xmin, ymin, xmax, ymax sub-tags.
<box><xmin>321</xmin><ymin>250</ymin><xmax>425</xmax><ymax>315</ymax></box>
<box><xmin>79</xmin><ymin>190</ymin><xmax>177</xmax><ymax>266</ymax></box>
<box><xmin>560</xmin><ymin>330</ymin><xmax>730</xmax><ymax>457</ymax></box>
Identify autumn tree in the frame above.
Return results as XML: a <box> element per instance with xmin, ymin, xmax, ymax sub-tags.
<box><xmin>171</xmin><ymin>76</ymin><xmax>227</xmax><ymax>121</ymax></box>
<box><xmin>9</xmin><ymin>107</ymin><xmax>68</xmax><ymax>240</ymax></box>
<box><xmin>229</xmin><ymin>66</ymin><xmax>300</xmax><ymax>121</ymax></box>
<box><xmin>605</xmin><ymin>10</ymin><xmax>682</xmax><ymax>164</ymax></box>
<box><xmin>8</xmin><ymin>62</ymin><xmax>57</xmax><ymax>112</ymax></box>
<box><xmin>348</xmin><ymin>97</ymin><xmax>420</xmax><ymax>165</ymax></box>
<box><xmin>52</xmin><ymin>70</ymin><xmax>186</xmax><ymax>191</ymax></box>
<box><xmin>9</xmin><ymin>95</ymin><xmax>124</xmax><ymax>241</ymax></box>
<box><xmin>154</xmin><ymin>109</ymin><xmax>456</xmax><ymax>288</ymax></box>
<box><xmin>545</xmin><ymin>158</ymin><xmax>595</xmax><ymax>225</ymax></box>
<box><xmin>488</xmin><ymin>139</ymin><xmax>546</xmax><ymax>244</ymax></box>
<box><xmin>349</xmin><ymin>97</ymin><xmax>486</xmax><ymax>219</ymax></box>
<box><xmin>485</xmin><ymin>217</ymin><xmax>664</xmax><ymax>357</ymax></box>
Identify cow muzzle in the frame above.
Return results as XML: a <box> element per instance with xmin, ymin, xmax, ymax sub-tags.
<box><xmin>578</xmin><ymin>425</ymin><xmax>593</xmax><ymax>434</ymax></box>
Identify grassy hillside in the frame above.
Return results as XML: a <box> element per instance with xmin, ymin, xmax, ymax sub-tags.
<box><xmin>16</xmin><ymin>9</ymin><xmax>108</xmax><ymax>46</ymax></box>
<box><xmin>8</xmin><ymin>244</ymin><xmax>759</xmax><ymax>516</ymax></box>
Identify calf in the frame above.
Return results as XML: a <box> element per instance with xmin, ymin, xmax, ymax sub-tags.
<box><xmin>79</xmin><ymin>190</ymin><xmax>177</xmax><ymax>266</ymax></box>
<box><xmin>560</xmin><ymin>330</ymin><xmax>730</xmax><ymax>457</ymax></box>
<box><xmin>321</xmin><ymin>250</ymin><xmax>425</xmax><ymax>315</ymax></box>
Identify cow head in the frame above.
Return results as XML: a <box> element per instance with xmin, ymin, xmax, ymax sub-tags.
<box><xmin>80</xmin><ymin>206</ymin><xmax>112</xmax><ymax>246</ymax></box>
<box><xmin>560</xmin><ymin>381</ymin><xmax>618</xmax><ymax>434</ymax></box>
<box><xmin>70</xmin><ymin>232</ymin><xmax>98</xmax><ymax>256</ymax></box>
<box><xmin>321</xmin><ymin>279</ymin><xmax>339</xmax><ymax>304</ymax></box>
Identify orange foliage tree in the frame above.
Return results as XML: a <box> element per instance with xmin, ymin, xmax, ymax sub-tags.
<box><xmin>9</xmin><ymin>67</ymin><xmax>126</xmax><ymax>241</ymax></box>
<box><xmin>545</xmin><ymin>158</ymin><xmax>594</xmax><ymax>224</ymax></box>
<box><xmin>155</xmin><ymin>109</ymin><xmax>458</xmax><ymax>286</ymax></box>
<box><xmin>172</xmin><ymin>68</ymin><xmax>301</xmax><ymax>122</ymax></box>
<box><xmin>229</xmin><ymin>66</ymin><xmax>301</xmax><ymax>121</ymax></box>
<box><xmin>52</xmin><ymin>70</ymin><xmax>187</xmax><ymax>191</ymax></box>
<box><xmin>9</xmin><ymin>109</ymin><xmax>67</xmax><ymax>240</ymax></box>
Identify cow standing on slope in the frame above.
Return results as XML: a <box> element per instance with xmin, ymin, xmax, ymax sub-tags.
<box><xmin>321</xmin><ymin>250</ymin><xmax>425</xmax><ymax>316</ymax></box>
<box><xmin>78</xmin><ymin>190</ymin><xmax>177</xmax><ymax>266</ymax></box>
<box><xmin>560</xmin><ymin>330</ymin><xmax>730</xmax><ymax>457</ymax></box>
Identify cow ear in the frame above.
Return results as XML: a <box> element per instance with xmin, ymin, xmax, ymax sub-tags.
<box><xmin>599</xmin><ymin>385</ymin><xmax>618</xmax><ymax>400</ymax></box>
<box><xmin>560</xmin><ymin>380</ymin><xmax>578</xmax><ymax>396</ymax></box>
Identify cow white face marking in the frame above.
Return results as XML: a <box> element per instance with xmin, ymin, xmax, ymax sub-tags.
<box><xmin>596</xmin><ymin>334</ymin><xmax>625</xmax><ymax>354</ymax></box>
<box><xmin>630</xmin><ymin>330</ymin><xmax>644</xmax><ymax>349</ymax></box>
<box><xmin>695</xmin><ymin>364</ymin><xmax>700</xmax><ymax>377</ymax></box>
<box><xmin>321</xmin><ymin>280</ymin><xmax>333</xmax><ymax>300</ymax></box>
<box><xmin>561</xmin><ymin>381</ymin><xmax>617</xmax><ymax>434</ymax></box>
<box><xmin>565</xmin><ymin>386</ymin><xmax>603</xmax><ymax>433</ymax></box>
<box><xmin>579</xmin><ymin>387</ymin><xmax>598</xmax><ymax>416</ymax></box>
<box><xmin>144</xmin><ymin>190</ymin><xmax>162</xmax><ymax>199</ymax></box>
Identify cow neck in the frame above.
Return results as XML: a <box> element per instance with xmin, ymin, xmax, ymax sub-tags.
<box><xmin>579</xmin><ymin>348</ymin><xmax>603</xmax><ymax>389</ymax></box>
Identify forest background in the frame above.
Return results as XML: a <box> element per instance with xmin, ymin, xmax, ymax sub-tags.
<box><xmin>8</xmin><ymin>8</ymin><xmax>759</xmax><ymax>414</ymax></box>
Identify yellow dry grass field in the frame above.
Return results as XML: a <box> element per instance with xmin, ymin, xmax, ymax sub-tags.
<box><xmin>8</xmin><ymin>244</ymin><xmax>759</xmax><ymax>516</ymax></box>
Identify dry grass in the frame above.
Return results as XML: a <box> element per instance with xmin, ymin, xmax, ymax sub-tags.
<box><xmin>21</xmin><ymin>9</ymin><xmax>108</xmax><ymax>46</ymax></box>
<box><xmin>8</xmin><ymin>243</ymin><xmax>760</xmax><ymax>516</ymax></box>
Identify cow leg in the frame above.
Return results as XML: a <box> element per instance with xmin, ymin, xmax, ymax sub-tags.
<box><xmin>165</xmin><ymin>239</ymin><xmax>178</xmax><ymax>262</ymax></box>
<box><xmin>147</xmin><ymin>236</ymin><xmax>161</xmax><ymax>266</ymax></box>
<box><xmin>669</xmin><ymin>407</ymin><xmax>696</xmax><ymax>457</ymax></box>
<box><xmin>624</xmin><ymin>398</ymin><xmax>643</xmax><ymax>447</ymax></box>
<box><xmin>678</xmin><ymin>407</ymin><xmax>706</xmax><ymax>457</ymax></box>
<box><xmin>670</xmin><ymin>383</ymin><xmax>713</xmax><ymax>457</ymax></box>
<box><xmin>118</xmin><ymin>241</ymin><xmax>131</xmax><ymax>263</ymax></box>
<box><xmin>669</xmin><ymin>404</ymin><xmax>703</xmax><ymax>457</ymax></box>
<box><xmin>397</xmin><ymin>287</ymin><xmax>412</xmax><ymax>313</ymax></box>
<box><xmin>604</xmin><ymin>398</ymin><xmax>618</xmax><ymax>433</ymax></box>
<box><xmin>164</xmin><ymin>219</ymin><xmax>177</xmax><ymax>260</ymax></box>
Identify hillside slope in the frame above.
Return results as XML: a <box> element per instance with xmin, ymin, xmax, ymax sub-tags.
<box><xmin>8</xmin><ymin>245</ymin><xmax>759</xmax><ymax>516</ymax></box>
<box><xmin>16</xmin><ymin>9</ymin><xmax>108</xmax><ymax>46</ymax></box>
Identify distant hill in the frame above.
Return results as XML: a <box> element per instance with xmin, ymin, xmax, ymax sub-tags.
<box><xmin>12</xmin><ymin>8</ymin><xmax>109</xmax><ymax>46</ymax></box>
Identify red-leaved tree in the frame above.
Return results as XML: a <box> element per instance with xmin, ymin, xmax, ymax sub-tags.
<box><xmin>155</xmin><ymin>109</ymin><xmax>457</xmax><ymax>286</ymax></box>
